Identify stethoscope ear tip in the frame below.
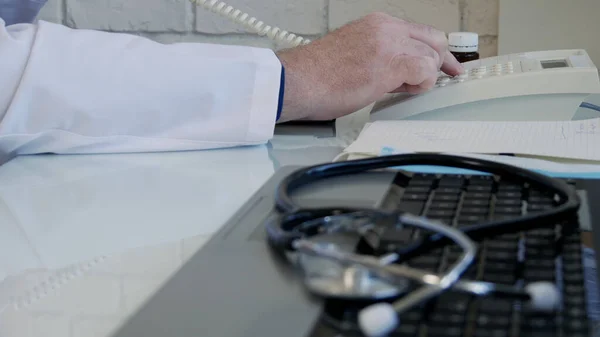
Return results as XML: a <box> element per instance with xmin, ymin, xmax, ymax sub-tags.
<box><xmin>525</xmin><ymin>281</ymin><xmax>561</xmax><ymax>312</ymax></box>
<box><xmin>358</xmin><ymin>303</ymin><xmax>399</xmax><ymax>337</ymax></box>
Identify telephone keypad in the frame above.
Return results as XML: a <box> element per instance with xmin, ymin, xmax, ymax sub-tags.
<box><xmin>435</xmin><ymin>61</ymin><xmax>520</xmax><ymax>87</ymax></box>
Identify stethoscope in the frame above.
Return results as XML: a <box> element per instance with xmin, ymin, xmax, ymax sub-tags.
<box><xmin>265</xmin><ymin>153</ymin><xmax>581</xmax><ymax>337</ymax></box>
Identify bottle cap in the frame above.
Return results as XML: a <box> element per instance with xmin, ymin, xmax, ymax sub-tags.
<box><xmin>448</xmin><ymin>32</ymin><xmax>479</xmax><ymax>53</ymax></box>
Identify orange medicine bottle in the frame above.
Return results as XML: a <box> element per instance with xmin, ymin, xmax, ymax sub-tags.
<box><xmin>448</xmin><ymin>32</ymin><xmax>480</xmax><ymax>63</ymax></box>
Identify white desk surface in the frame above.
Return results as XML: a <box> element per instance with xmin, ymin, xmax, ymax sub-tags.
<box><xmin>0</xmin><ymin>126</ymin><xmax>351</xmax><ymax>337</ymax></box>
<box><xmin>1</xmin><ymin>102</ymin><xmax>598</xmax><ymax>337</ymax></box>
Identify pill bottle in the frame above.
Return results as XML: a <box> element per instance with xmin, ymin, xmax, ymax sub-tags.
<box><xmin>448</xmin><ymin>32</ymin><xmax>480</xmax><ymax>63</ymax></box>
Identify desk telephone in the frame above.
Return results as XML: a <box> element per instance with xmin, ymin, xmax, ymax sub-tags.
<box><xmin>192</xmin><ymin>0</ymin><xmax>600</xmax><ymax>122</ymax></box>
<box><xmin>372</xmin><ymin>50</ymin><xmax>600</xmax><ymax>121</ymax></box>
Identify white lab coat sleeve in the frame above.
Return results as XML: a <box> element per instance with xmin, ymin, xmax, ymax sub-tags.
<box><xmin>0</xmin><ymin>19</ymin><xmax>283</xmax><ymax>155</ymax></box>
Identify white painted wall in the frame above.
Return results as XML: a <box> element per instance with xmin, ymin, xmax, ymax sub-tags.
<box><xmin>499</xmin><ymin>0</ymin><xmax>600</xmax><ymax>67</ymax></box>
<box><xmin>36</xmin><ymin>0</ymin><xmax>501</xmax><ymax>57</ymax></box>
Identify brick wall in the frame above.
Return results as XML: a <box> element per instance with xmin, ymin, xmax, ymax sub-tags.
<box><xmin>37</xmin><ymin>0</ymin><xmax>499</xmax><ymax>58</ymax></box>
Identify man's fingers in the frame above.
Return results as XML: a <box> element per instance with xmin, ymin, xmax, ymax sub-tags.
<box><xmin>388</xmin><ymin>55</ymin><xmax>438</xmax><ymax>92</ymax></box>
<box><xmin>390</xmin><ymin>38</ymin><xmax>440</xmax><ymax>68</ymax></box>
<box><xmin>441</xmin><ymin>50</ymin><xmax>464</xmax><ymax>76</ymax></box>
<box><xmin>402</xmin><ymin>21</ymin><xmax>448</xmax><ymax>68</ymax></box>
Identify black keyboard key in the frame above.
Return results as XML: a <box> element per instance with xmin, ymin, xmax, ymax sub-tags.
<box><xmin>486</xmin><ymin>251</ymin><xmax>516</xmax><ymax>261</ymax></box>
<box><xmin>563</xmin><ymin>236</ymin><xmax>582</xmax><ymax>246</ymax></box>
<box><xmin>435</xmin><ymin>293</ymin><xmax>471</xmax><ymax>313</ymax></box>
<box><xmin>436</xmin><ymin>187</ymin><xmax>462</xmax><ymax>195</ymax></box>
<box><xmin>429</xmin><ymin>312</ymin><xmax>465</xmax><ymax>326</ymax></box>
<box><xmin>469</xmin><ymin>176</ymin><xmax>494</xmax><ymax>185</ymax></box>
<box><xmin>524</xmin><ymin>259</ymin><xmax>555</xmax><ymax>269</ymax></box>
<box><xmin>409</xmin><ymin>255</ymin><xmax>440</xmax><ymax>268</ymax></box>
<box><xmin>428</xmin><ymin>201</ymin><xmax>458</xmax><ymax>210</ymax></box>
<box><xmin>528</xmin><ymin>204</ymin><xmax>554</xmax><ymax>212</ymax></box>
<box><xmin>404</xmin><ymin>186</ymin><xmax>431</xmax><ymax>194</ymax></box>
<box><xmin>475</xmin><ymin>314</ymin><xmax>511</xmax><ymax>329</ymax></box>
<box><xmin>478</xmin><ymin>298</ymin><xmax>513</xmax><ymax>314</ymax></box>
<box><xmin>397</xmin><ymin>201</ymin><xmax>425</xmax><ymax>215</ymax></box>
<box><xmin>426</xmin><ymin>326</ymin><xmax>463</xmax><ymax>337</ymax></box>
<box><xmin>565</xmin><ymin>304</ymin><xmax>587</xmax><ymax>320</ymax></box>
<box><xmin>428</xmin><ymin>217</ymin><xmax>453</xmax><ymax>225</ymax></box>
<box><xmin>427</xmin><ymin>209</ymin><xmax>456</xmax><ymax>218</ymax></box>
<box><xmin>525</xmin><ymin>237</ymin><xmax>555</xmax><ymax>247</ymax></box>
<box><xmin>473</xmin><ymin>328</ymin><xmax>509</xmax><ymax>337</ymax></box>
<box><xmin>434</xmin><ymin>194</ymin><xmax>460</xmax><ymax>202</ymax></box>
<box><xmin>563</xmin><ymin>271</ymin><xmax>584</xmax><ymax>284</ymax></box>
<box><xmin>399</xmin><ymin>310</ymin><xmax>421</xmax><ymax>323</ymax></box>
<box><xmin>466</xmin><ymin>192</ymin><xmax>492</xmax><ymax>199</ymax></box>
<box><xmin>467</xmin><ymin>184</ymin><xmax>493</xmax><ymax>192</ymax></box>
<box><xmin>564</xmin><ymin>319</ymin><xmax>588</xmax><ymax>334</ymax></box>
<box><xmin>496</xmin><ymin>191</ymin><xmax>522</xmax><ymax>199</ymax></box>
<box><xmin>380</xmin><ymin>228</ymin><xmax>414</xmax><ymax>245</ymax></box>
<box><xmin>402</xmin><ymin>192</ymin><xmax>429</xmax><ymax>202</ymax></box>
<box><xmin>524</xmin><ymin>269</ymin><xmax>555</xmax><ymax>281</ymax></box>
<box><xmin>528</xmin><ymin>190</ymin><xmax>554</xmax><ymax>198</ymax></box>
<box><xmin>463</xmin><ymin>199</ymin><xmax>491</xmax><ymax>207</ymax></box>
<box><xmin>494</xmin><ymin>206</ymin><xmax>522</xmax><ymax>214</ymax></box>
<box><xmin>497</xmin><ymin>233</ymin><xmax>519</xmax><ymax>241</ymax></box>
<box><xmin>522</xmin><ymin>315</ymin><xmax>556</xmax><ymax>329</ymax></box>
<box><xmin>497</xmin><ymin>183</ymin><xmax>523</xmax><ymax>191</ymax></box>
<box><xmin>527</xmin><ymin>228</ymin><xmax>555</xmax><ymax>238</ymax></box>
<box><xmin>564</xmin><ymin>294</ymin><xmax>585</xmax><ymax>306</ymax></box>
<box><xmin>486</xmin><ymin>240</ymin><xmax>518</xmax><ymax>251</ymax></box>
<box><xmin>484</xmin><ymin>262</ymin><xmax>516</xmax><ymax>274</ymax></box>
<box><xmin>463</xmin><ymin>267</ymin><xmax>478</xmax><ymax>279</ymax></box>
<box><xmin>528</xmin><ymin>195</ymin><xmax>554</xmax><ymax>204</ymax></box>
<box><xmin>482</xmin><ymin>273</ymin><xmax>516</xmax><ymax>284</ymax></box>
<box><xmin>413</xmin><ymin>173</ymin><xmax>436</xmax><ymax>180</ymax></box>
<box><xmin>493</xmin><ymin>214</ymin><xmax>521</xmax><ymax>221</ymax></box>
<box><xmin>460</xmin><ymin>207</ymin><xmax>489</xmax><ymax>215</ymax></box>
<box><xmin>408</xmin><ymin>177</ymin><xmax>435</xmax><ymax>187</ymax></box>
<box><xmin>521</xmin><ymin>316</ymin><xmax>557</xmax><ymax>337</ymax></box>
<box><xmin>458</xmin><ymin>214</ymin><xmax>487</xmax><ymax>224</ymax></box>
<box><xmin>394</xmin><ymin>323</ymin><xmax>419</xmax><ymax>336</ymax></box>
<box><xmin>563</xmin><ymin>262</ymin><xmax>584</xmax><ymax>274</ymax></box>
<box><xmin>564</xmin><ymin>284</ymin><xmax>585</xmax><ymax>296</ymax></box>
<box><xmin>438</xmin><ymin>177</ymin><xmax>465</xmax><ymax>187</ymax></box>
<box><xmin>495</xmin><ymin>199</ymin><xmax>522</xmax><ymax>207</ymax></box>
<box><xmin>562</xmin><ymin>247</ymin><xmax>583</xmax><ymax>261</ymax></box>
<box><xmin>526</xmin><ymin>247</ymin><xmax>555</xmax><ymax>258</ymax></box>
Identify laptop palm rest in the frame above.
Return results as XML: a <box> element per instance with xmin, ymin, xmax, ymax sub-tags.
<box><xmin>110</xmin><ymin>167</ymin><xmax>397</xmax><ymax>337</ymax></box>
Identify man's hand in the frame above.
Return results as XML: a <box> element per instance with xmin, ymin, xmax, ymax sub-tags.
<box><xmin>276</xmin><ymin>12</ymin><xmax>464</xmax><ymax>122</ymax></box>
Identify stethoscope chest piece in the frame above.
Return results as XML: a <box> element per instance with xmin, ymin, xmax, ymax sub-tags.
<box><xmin>296</xmin><ymin>249</ymin><xmax>410</xmax><ymax>300</ymax></box>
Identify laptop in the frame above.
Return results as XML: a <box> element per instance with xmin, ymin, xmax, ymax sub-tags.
<box><xmin>111</xmin><ymin>165</ymin><xmax>600</xmax><ymax>337</ymax></box>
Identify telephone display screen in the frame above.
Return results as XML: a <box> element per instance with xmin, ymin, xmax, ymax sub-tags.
<box><xmin>541</xmin><ymin>59</ymin><xmax>569</xmax><ymax>69</ymax></box>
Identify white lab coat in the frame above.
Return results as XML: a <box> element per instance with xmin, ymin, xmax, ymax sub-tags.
<box><xmin>0</xmin><ymin>19</ymin><xmax>283</xmax><ymax>155</ymax></box>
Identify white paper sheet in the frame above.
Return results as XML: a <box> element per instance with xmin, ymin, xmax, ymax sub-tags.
<box><xmin>344</xmin><ymin>118</ymin><xmax>600</xmax><ymax>161</ymax></box>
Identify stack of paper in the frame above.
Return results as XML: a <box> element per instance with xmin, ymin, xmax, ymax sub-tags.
<box><xmin>344</xmin><ymin>118</ymin><xmax>600</xmax><ymax>161</ymax></box>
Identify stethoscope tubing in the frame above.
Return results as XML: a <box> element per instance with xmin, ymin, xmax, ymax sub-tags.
<box><xmin>265</xmin><ymin>153</ymin><xmax>579</xmax><ymax>334</ymax></box>
<box><xmin>272</xmin><ymin>153</ymin><xmax>580</xmax><ymax>255</ymax></box>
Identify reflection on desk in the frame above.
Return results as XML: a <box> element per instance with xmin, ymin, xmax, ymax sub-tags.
<box><xmin>0</xmin><ymin>146</ymin><xmax>275</xmax><ymax>337</ymax></box>
<box><xmin>0</xmin><ymin>134</ymin><xmax>346</xmax><ymax>337</ymax></box>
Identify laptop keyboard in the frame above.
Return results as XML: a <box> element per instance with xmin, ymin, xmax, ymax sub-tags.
<box><xmin>308</xmin><ymin>173</ymin><xmax>592</xmax><ymax>337</ymax></box>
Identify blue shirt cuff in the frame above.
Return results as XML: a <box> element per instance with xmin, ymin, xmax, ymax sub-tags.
<box><xmin>276</xmin><ymin>65</ymin><xmax>285</xmax><ymax>122</ymax></box>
